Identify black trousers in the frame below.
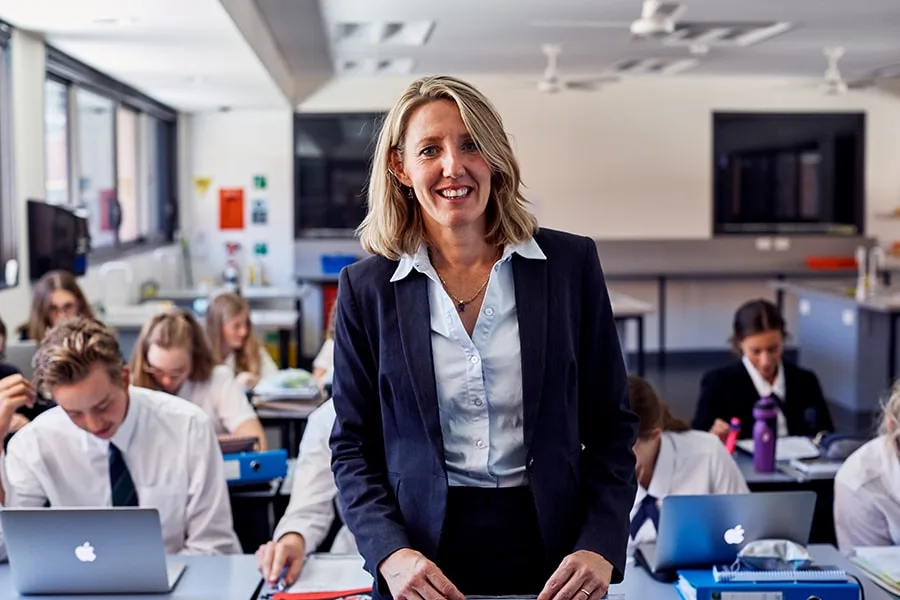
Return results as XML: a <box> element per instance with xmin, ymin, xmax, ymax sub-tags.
<box><xmin>435</xmin><ymin>486</ymin><xmax>551</xmax><ymax>596</ymax></box>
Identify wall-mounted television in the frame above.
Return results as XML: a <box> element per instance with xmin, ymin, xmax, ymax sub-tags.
<box><xmin>294</xmin><ymin>112</ymin><xmax>384</xmax><ymax>238</ymax></box>
<box><xmin>27</xmin><ymin>199</ymin><xmax>90</xmax><ymax>281</ymax></box>
<box><xmin>713</xmin><ymin>112</ymin><xmax>865</xmax><ymax>235</ymax></box>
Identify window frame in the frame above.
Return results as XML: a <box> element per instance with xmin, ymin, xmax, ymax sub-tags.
<box><xmin>0</xmin><ymin>21</ymin><xmax>15</xmax><ymax>290</ymax></box>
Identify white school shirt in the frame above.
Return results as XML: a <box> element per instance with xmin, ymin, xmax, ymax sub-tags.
<box><xmin>742</xmin><ymin>356</ymin><xmax>789</xmax><ymax>438</ymax></box>
<box><xmin>223</xmin><ymin>346</ymin><xmax>280</xmax><ymax>381</ymax></box>
<box><xmin>176</xmin><ymin>365</ymin><xmax>259</xmax><ymax>434</ymax></box>
<box><xmin>312</xmin><ymin>338</ymin><xmax>334</xmax><ymax>387</ymax></box>
<box><xmin>629</xmin><ymin>430</ymin><xmax>750</xmax><ymax>550</ymax></box>
<box><xmin>834</xmin><ymin>435</ymin><xmax>900</xmax><ymax>550</ymax></box>
<box><xmin>390</xmin><ymin>238</ymin><xmax>547</xmax><ymax>488</ymax></box>
<box><xmin>0</xmin><ymin>386</ymin><xmax>241</xmax><ymax>560</ymax></box>
<box><xmin>272</xmin><ymin>399</ymin><xmax>357</xmax><ymax>555</ymax></box>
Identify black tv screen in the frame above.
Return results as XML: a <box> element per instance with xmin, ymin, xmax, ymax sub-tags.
<box><xmin>713</xmin><ymin>112</ymin><xmax>865</xmax><ymax>235</ymax></box>
<box><xmin>294</xmin><ymin>112</ymin><xmax>384</xmax><ymax>237</ymax></box>
<box><xmin>27</xmin><ymin>199</ymin><xmax>89</xmax><ymax>281</ymax></box>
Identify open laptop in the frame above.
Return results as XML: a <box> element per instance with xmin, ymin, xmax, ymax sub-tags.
<box><xmin>0</xmin><ymin>507</ymin><xmax>187</xmax><ymax>595</ymax></box>
<box><xmin>2</xmin><ymin>340</ymin><xmax>36</xmax><ymax>381</ymax></box>
<box><xmin>634</xmin><ymin>491</ymin><xmax>816</xmax><ymax>582</ymax></box>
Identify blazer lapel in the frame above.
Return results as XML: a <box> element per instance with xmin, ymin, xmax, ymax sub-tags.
<box><xmin>513</xmin><ymin>255</ymin><xmax>548</xmax><ymax>451</ymax></box>
<box><xmin>394</xmin><ymin>273</ymin><xmax>446</xmax><ymax>464</ymax></box>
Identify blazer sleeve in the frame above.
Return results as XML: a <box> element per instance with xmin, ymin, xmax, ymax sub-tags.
<box><xmin>573</xmin><ymin>237</ymin><xmax>639</xmax><ymax>583</ymax></box>
<box><xmin>329</xmin><ymin>268</ymin><xmax>411</xmax><ymax>581</ymax></box>
<box><xmin>691</xmin><ymin>371</ymin><xmax>722</xmax><ymax>432</ymax></box>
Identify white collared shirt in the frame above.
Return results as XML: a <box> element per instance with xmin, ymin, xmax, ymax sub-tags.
<box><xmin>629</xmin><ymin>430</ymin><xmax>750</xmax><ymax>550</ymax></box>
<box><xmin>312</xmin><ymin>338</ymin><xmax>335</xmax><ymax>386</ymax></box>
<box><xmin>834</xmin><ymin>435</ymin><xmax>900</xmax><ymax>550</ymax></box>
<box><xmin>272</xmin><ymin>399</ymin><xmax>357</xmax><ymax>555</ymax></box>
<box><xmin>390</xmin><ymin>239</ymin><xmax>546</xmax><ymax>488</ymax></box>
<box><xmin>742</xmin><ymin>356</ymin><xmax>789</xmax><ymax>437</ymax></box>
<box><xmin>0</xmin><ymin>386</ymin><xmax>241</xmax><ymax>559</ymax></box>
<box><xmin>223</xmin><ymin>346</ymin><xmax>279</xmax><ymax>381</ymax></box>
<box><xmin>177</xmin><ymin>365</ymin><xmax>259</xmax><ymax>434</ymax></box>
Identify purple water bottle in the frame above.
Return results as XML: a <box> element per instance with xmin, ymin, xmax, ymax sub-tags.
<box><xmin>753</xmin><ymin>396</ymin><xmax>779</xmax><ymax>473</ymax></box>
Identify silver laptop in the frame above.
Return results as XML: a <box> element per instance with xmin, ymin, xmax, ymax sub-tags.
<box><xmin>0</xmin><ymin>507</ymin><xmax>186</xmax><ymax>595</ymax></box>
<box><xmin>634</xmin><ymin>491</ymin><xmax>816</xmax><ymax>580</ymax></box>
<box><xmin>2</xmin><ymin>340</ymin><xmax>36</xmax><ymax>381</ymax></box>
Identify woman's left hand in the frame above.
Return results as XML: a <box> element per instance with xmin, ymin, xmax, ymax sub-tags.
<box><xmin>538</xmin><ymin>550</ymin><xmax>614</xmax><ymax>600</ymax></box>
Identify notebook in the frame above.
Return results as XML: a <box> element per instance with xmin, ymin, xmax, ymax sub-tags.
<box><xmin>850</xmin><ymin>547</ymin><xmax>900</xmax><ymax>595</ymax></box>
<box><xmin>736</xmin><ymin>436</ymin><xmax>821</xmax><ymax>461</ymax></box>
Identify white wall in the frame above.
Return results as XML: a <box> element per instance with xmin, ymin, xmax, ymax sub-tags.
<box><xmin>0</xmin><ymin>31</ymin><xmax>179</xmax><ymax>330</ymax></box>
<box><xmin>180</xmin><ymin>109</ymin><xmax>294</xmax><ymax>287</ymax></box>
<box><xmin>297</xmin><ymin>74</ymin><xmax>900</xmax><ymax>352</ymax></box>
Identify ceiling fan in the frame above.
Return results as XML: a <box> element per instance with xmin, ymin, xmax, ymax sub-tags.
<box><xmin>783</xmin><ymin>47</ymin><xmax>879</xmax><ymax>95</ymax></box>
<box><xmin>532</xmin><ymin>0</ymin><xmax>686</xmax><ymax>40</ymax></box>
<box><xmin>536</xmin><ymin>44</ymin><xmax>618</xmax><ymax>93</ymax></box>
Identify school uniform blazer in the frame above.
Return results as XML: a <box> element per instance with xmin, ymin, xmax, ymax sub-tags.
<box><xmin>691</xmin><ymin>361</ymin><xmax>834</xmax><ymax>439</ymax></box>
<box><xmin>330</xmin><ymin>228</ymin><xmax>639</xmax><ymax>593</ymax></box>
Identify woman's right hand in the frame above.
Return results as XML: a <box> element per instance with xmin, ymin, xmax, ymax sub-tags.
<box><xmin>379</xmin><ymin>548</ymin><xmax>464</xmax><ymax>600</ymax></box>
<box><xmin>236</xmin><ymin>371</ymin><xmax>261</xmax><ymax>391</ymax></box>
<box><xmin>709</xmin><ymin>418</ymin><xmax>731</xmax><ymax>441</ymax></box>
<box><xmin>0</xmin><ymin>374</ymin><xmax>35</xmax><ymax>440</ymax></box>
<box><xmin>256</xmin><ymin>533</ymin><xmax>306</xmax><ymax>588</ymax></box>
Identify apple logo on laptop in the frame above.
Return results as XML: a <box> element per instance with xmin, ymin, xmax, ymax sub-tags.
<box><xmin>75</xmin><ymin>542</ymin><xmax>96</xmax><ymax>563</ymax></box>
<box><xmin>724</xmin><ymin>525</ymin><xmax>745</xmax><ymax>545</ymax></box>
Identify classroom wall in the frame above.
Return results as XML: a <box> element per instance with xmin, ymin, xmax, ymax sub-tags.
<box><xmin>292</xmin><ymin>74</ymin><xmax>900</xmax><ymax>353</ymax></box>
<box><xmin>0</xmin><ymin>31</ymin><xmax>179</xmax><ymax>330</ymax></box>
<box><xmin>180</xmin><ymin>109</ymin><xmax>294</xmax><ymax>287</ymax></box>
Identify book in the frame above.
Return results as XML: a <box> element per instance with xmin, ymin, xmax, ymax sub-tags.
<box><xmin>675</xmin><ymin>569</ymin><xmax>859</xmax><ymax>600</ymax></box>
<box><xmin>787</xmin><ymin>456</ymin><xmax>842</xmax><ymax>476</ymax></box>
<box><xmin>736</xmin><ymin>436</ymin><xmax>821</xmax><ymax>461</ymax></box>
<box><xmin>850</xmin><ymin>546</ymin><xmax>900</xmax><ymax>596</ymax></box>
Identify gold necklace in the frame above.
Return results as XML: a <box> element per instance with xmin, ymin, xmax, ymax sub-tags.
<box><xmin>435</xmin><ymin>270</ymin><xmax>490</xmax><ymax>313</ymax></box>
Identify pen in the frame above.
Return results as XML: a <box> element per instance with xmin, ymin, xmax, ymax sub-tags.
<box><xmin>275</xmin><ymin>567</ymin><xmax>288</xmax><ymax>592</ymax></box>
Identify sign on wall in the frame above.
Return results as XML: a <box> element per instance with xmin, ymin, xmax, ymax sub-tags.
<box><xmin>251</xmin><ymin>199</ymin><xmax>268</xmax><ymax>225</ymax></box>
<box><xmin>219</xmin><ymin>187</ymin><xmax>245</xmax><ymax>230</ymax></box>
<box><xmin>253</xmin><ymin>175</ymin><xmax>267</xmax><ymax>190</ymax></box>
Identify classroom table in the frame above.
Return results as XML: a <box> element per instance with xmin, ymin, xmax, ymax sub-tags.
<box><xmin>734</xmin><ymin>451</ymin><xmax>837</xmax><ymax>545</ymax></box>
<box><xmin>610</xmin><ymin>291</ymin><xmax>654</xmax><ymax>376</ymax></box>
<box><xmin>0</xmin><ymin>554</ymin><xmax>262</xmax><ymax>599</ymax></box>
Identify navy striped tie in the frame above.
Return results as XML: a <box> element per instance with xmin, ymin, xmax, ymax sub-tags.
<box><xmin>108</xmin><ymin>443</ymin><xmax>139</xmax><ymax>507</ymax></box>
<box><xmin>630</xmin><ymin>494</ymin><xmax>660</xmax><ymax>539</ymax></box>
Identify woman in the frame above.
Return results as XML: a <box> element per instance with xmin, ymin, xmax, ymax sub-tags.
<box><xmin>627</xmin><ymin>376</ymin><xmax>748</xmax><ymax>549</ymax></box>
<box><xmin>18</xmin><ymin>270</ymin><xmax>95</xmax><ymax>342</ymax></box>
<box><xmin>833</xmin><ymin>387</ymin><xmax>900</xmax><ymax>549</ymax></box>
<box><xmin>330</xmin><ymin>75</ymin><xmax>638</xmax><ymax>600</ymax></box>
<box><xmin>692</xmin><ymin>299</ymin><xmax>833</xmax><ymax>441</ymax></box>
<box><xmin>130</xmin><ymin>309</ymin><xmax>267</xmax><ymax>449</ymax></box>
<box><xmin>205</xmin><ymin>292</ymin><xmax>279</xmax><ymax>391</ymax></box>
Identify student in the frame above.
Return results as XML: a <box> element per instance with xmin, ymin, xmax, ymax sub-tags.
<box><xmin>205</xmin><ymin>292</ymin><xmax>279</xmax><ymax>391</ymax></box>
<box><xmin>692</xmin><ymin>299</ymin><xmax>833</xmax><ymax>441</ymax></box>
<box><xmin>255</xmin><ymin>398</ymin><xmax>358</xmax><ymax>589</ymax></box>
<box><xmin>629</xmin><ymin>376</ymin><xmax>748</xmax><ymax>549</ymax></box>
<box><xmin>0</xmin><ymin>317</ymin><xmax>241</xmax><ymax>558</ymax></box>
<box><xmin>311</xmin><ymin>302</ymin><xmax>337</xmax><ymax>393</ymax></box>
<box><xmin>1</xmin><ymin>315</ymin><xmax>54</xmax><ymax>435</ymax></box>
<box><xmin>129</xmin><ymin>309</ymin><xmax>267</xmax><ymax>450</ymax></box>
<box><xmin>18</xmin><ymin>270</ymin><xmax>95</xmax><ymax>342</ymax></box>
<box><xmin>833</xmin><ymin>387</ymin><xmax>900</xmax><ymax>549</ymax></box>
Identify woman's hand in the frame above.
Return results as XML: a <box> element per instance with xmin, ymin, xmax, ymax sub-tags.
<box><xmin>0</xmin><ymin>374</ymin><xmax>35</xmax><ymax>440</ymax></box>
<box><xmin>379</xmin><ymin>548</ymin><xmax>465</xmax><ymax>600</ymax></box>
<box><xmin>236</xmin><ymin>371</ymin><xmax>261</xmax><ymax>391</ymax></box>
<box><xmin>256</xmin><ymin>533</ymin><xmax>306</xmax><ymax>588</ymax></box>
<box><xmin>538</xmin><ymin>550</ymin><xmax>614</xmax><ymax>600</ymax></box>
<box><xmin>709</xmin><ymin>418</ymin><xmax>731</xmax><ymax>441</ymax></box>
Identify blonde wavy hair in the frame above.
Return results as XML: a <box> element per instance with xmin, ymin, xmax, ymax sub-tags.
<box><xmin>129</xmin><ymin>309</ymin><xmax>216</xmax><ymax>390</ymax></box>
<box><xmin>205</xmin><ymin>292</ymin><xmax>263</xmax><ymax>375</ymax></box>
<box><xmin>357</xmin><ymin>75</ymin><xmax>538</xmax><ymax>259</ymax></box>
<box><xmin>33</xmin><ymin>317</ymin><xmax>124</xmax><ymax>388</ymax></box>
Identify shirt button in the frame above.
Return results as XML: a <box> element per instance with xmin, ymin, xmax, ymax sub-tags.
<box><xmin>475</xmin><ymin>439</ymin><xmax>486</xmax><ymax>449</ymax></box>
<box><xmin>484</xmin><ymin>307</ymin><xmax>494</xmax><ymax>316</ymax></box>
<box><xmin>470</xmin><ymin>355</ymin><xmax>480</xmax><ymax>364</ymax></box>
<box><xmin>474</xmin><ymin>398</ymin><xmax>484</xmax><ymax>407</ymax></box>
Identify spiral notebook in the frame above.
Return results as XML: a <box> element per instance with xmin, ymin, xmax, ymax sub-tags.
<box><xmin>712</xmin><ymin>565</ymin><xmax>848</xmax><ymax>583</ymax></box>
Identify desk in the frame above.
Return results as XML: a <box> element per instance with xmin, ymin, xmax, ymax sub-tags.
<box><xmin>610</xmin><ymin>291</ymin><xmax>654</xmax><ymax>376</ymax></box>
<box><xmin>611</xmin><ymin>544</ymin><xmax>893</xmax><ymax>599</ymax></box>
<box><xmin>0</xmin><ymin>554</ymin><xmax>261</xmax><ymax>599</ymax></box>
<box><xmin>255</xmin><ymin>406</ymin><xmax>316</xmax><ymax>458</ymax></box>
<box><xmin>734</xmin><ymin>452</ymin><xmax>837</xmax><ymax>545</ymax></box>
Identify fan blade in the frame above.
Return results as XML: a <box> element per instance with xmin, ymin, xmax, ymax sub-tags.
<box><xmin>656</xmin><ymin>2</ymin><xmax>685</xmax><ymax>19</ymax></box>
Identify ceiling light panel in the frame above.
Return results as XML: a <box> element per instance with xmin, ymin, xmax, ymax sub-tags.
<box><xmin>333</xmin><ymin>21</ymin><xmax>435</xmax><ymax>46</ymax></box>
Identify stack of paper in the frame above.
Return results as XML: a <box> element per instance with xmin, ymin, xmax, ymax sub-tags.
<box><xmin>736</xmin><ymin>436</ymin><xmax>821</xmax><ymax>461</ymax></box>
<box><xmin>850</xmin><ymin>546</ymin><xmax>900</xmax><ymax>595</ymax></box>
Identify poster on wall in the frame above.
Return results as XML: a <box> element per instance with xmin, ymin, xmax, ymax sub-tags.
<box><xmin>219</xmin><ymin>187</ymin><xmax>245</xmax><ymax>230</ymax></box>
<box><xmin>194</xmin><ymin>176</ymin><xmax>213</xmax><ymax>197</ymax></box>
<box><xmin>251</xmin><ymin>199</ymin><xmax>268</xmax><ymax>225</ymax></box>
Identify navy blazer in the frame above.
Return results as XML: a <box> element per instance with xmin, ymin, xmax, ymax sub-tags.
<box><xmin>330</xmin><ymin>228</ymin><xmax>638</xmax><ymax>593</ymax></box>
<box><xmin>691</xmin><ymin>361</ymin><xmax>834</xmax><ymax>439</ymax></box>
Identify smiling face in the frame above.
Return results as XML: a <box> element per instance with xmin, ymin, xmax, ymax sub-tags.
<box><xmin>391</xmin><ymin>99</ymin><xmax>493</xmax><ymax>238</ymax></box>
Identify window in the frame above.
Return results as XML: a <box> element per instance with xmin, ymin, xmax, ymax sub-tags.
<box><xmin>76</xmin><ymin>88</ymin><xmax>116</xmax><ymax>249</ymax></box>
<box><xmin>0</xmin><ymin>22</ymin><xmax>14</xmax><ymax>288</ymax></box>
<box><xmin>44</xmin><ymin>78</ymin><xmax>69</xmax><ymax>205</ymax></box>
<box><xmin>44</xmin><ymin>46</ymin><xmax>179</xmax><ymax>255</ymax></box>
